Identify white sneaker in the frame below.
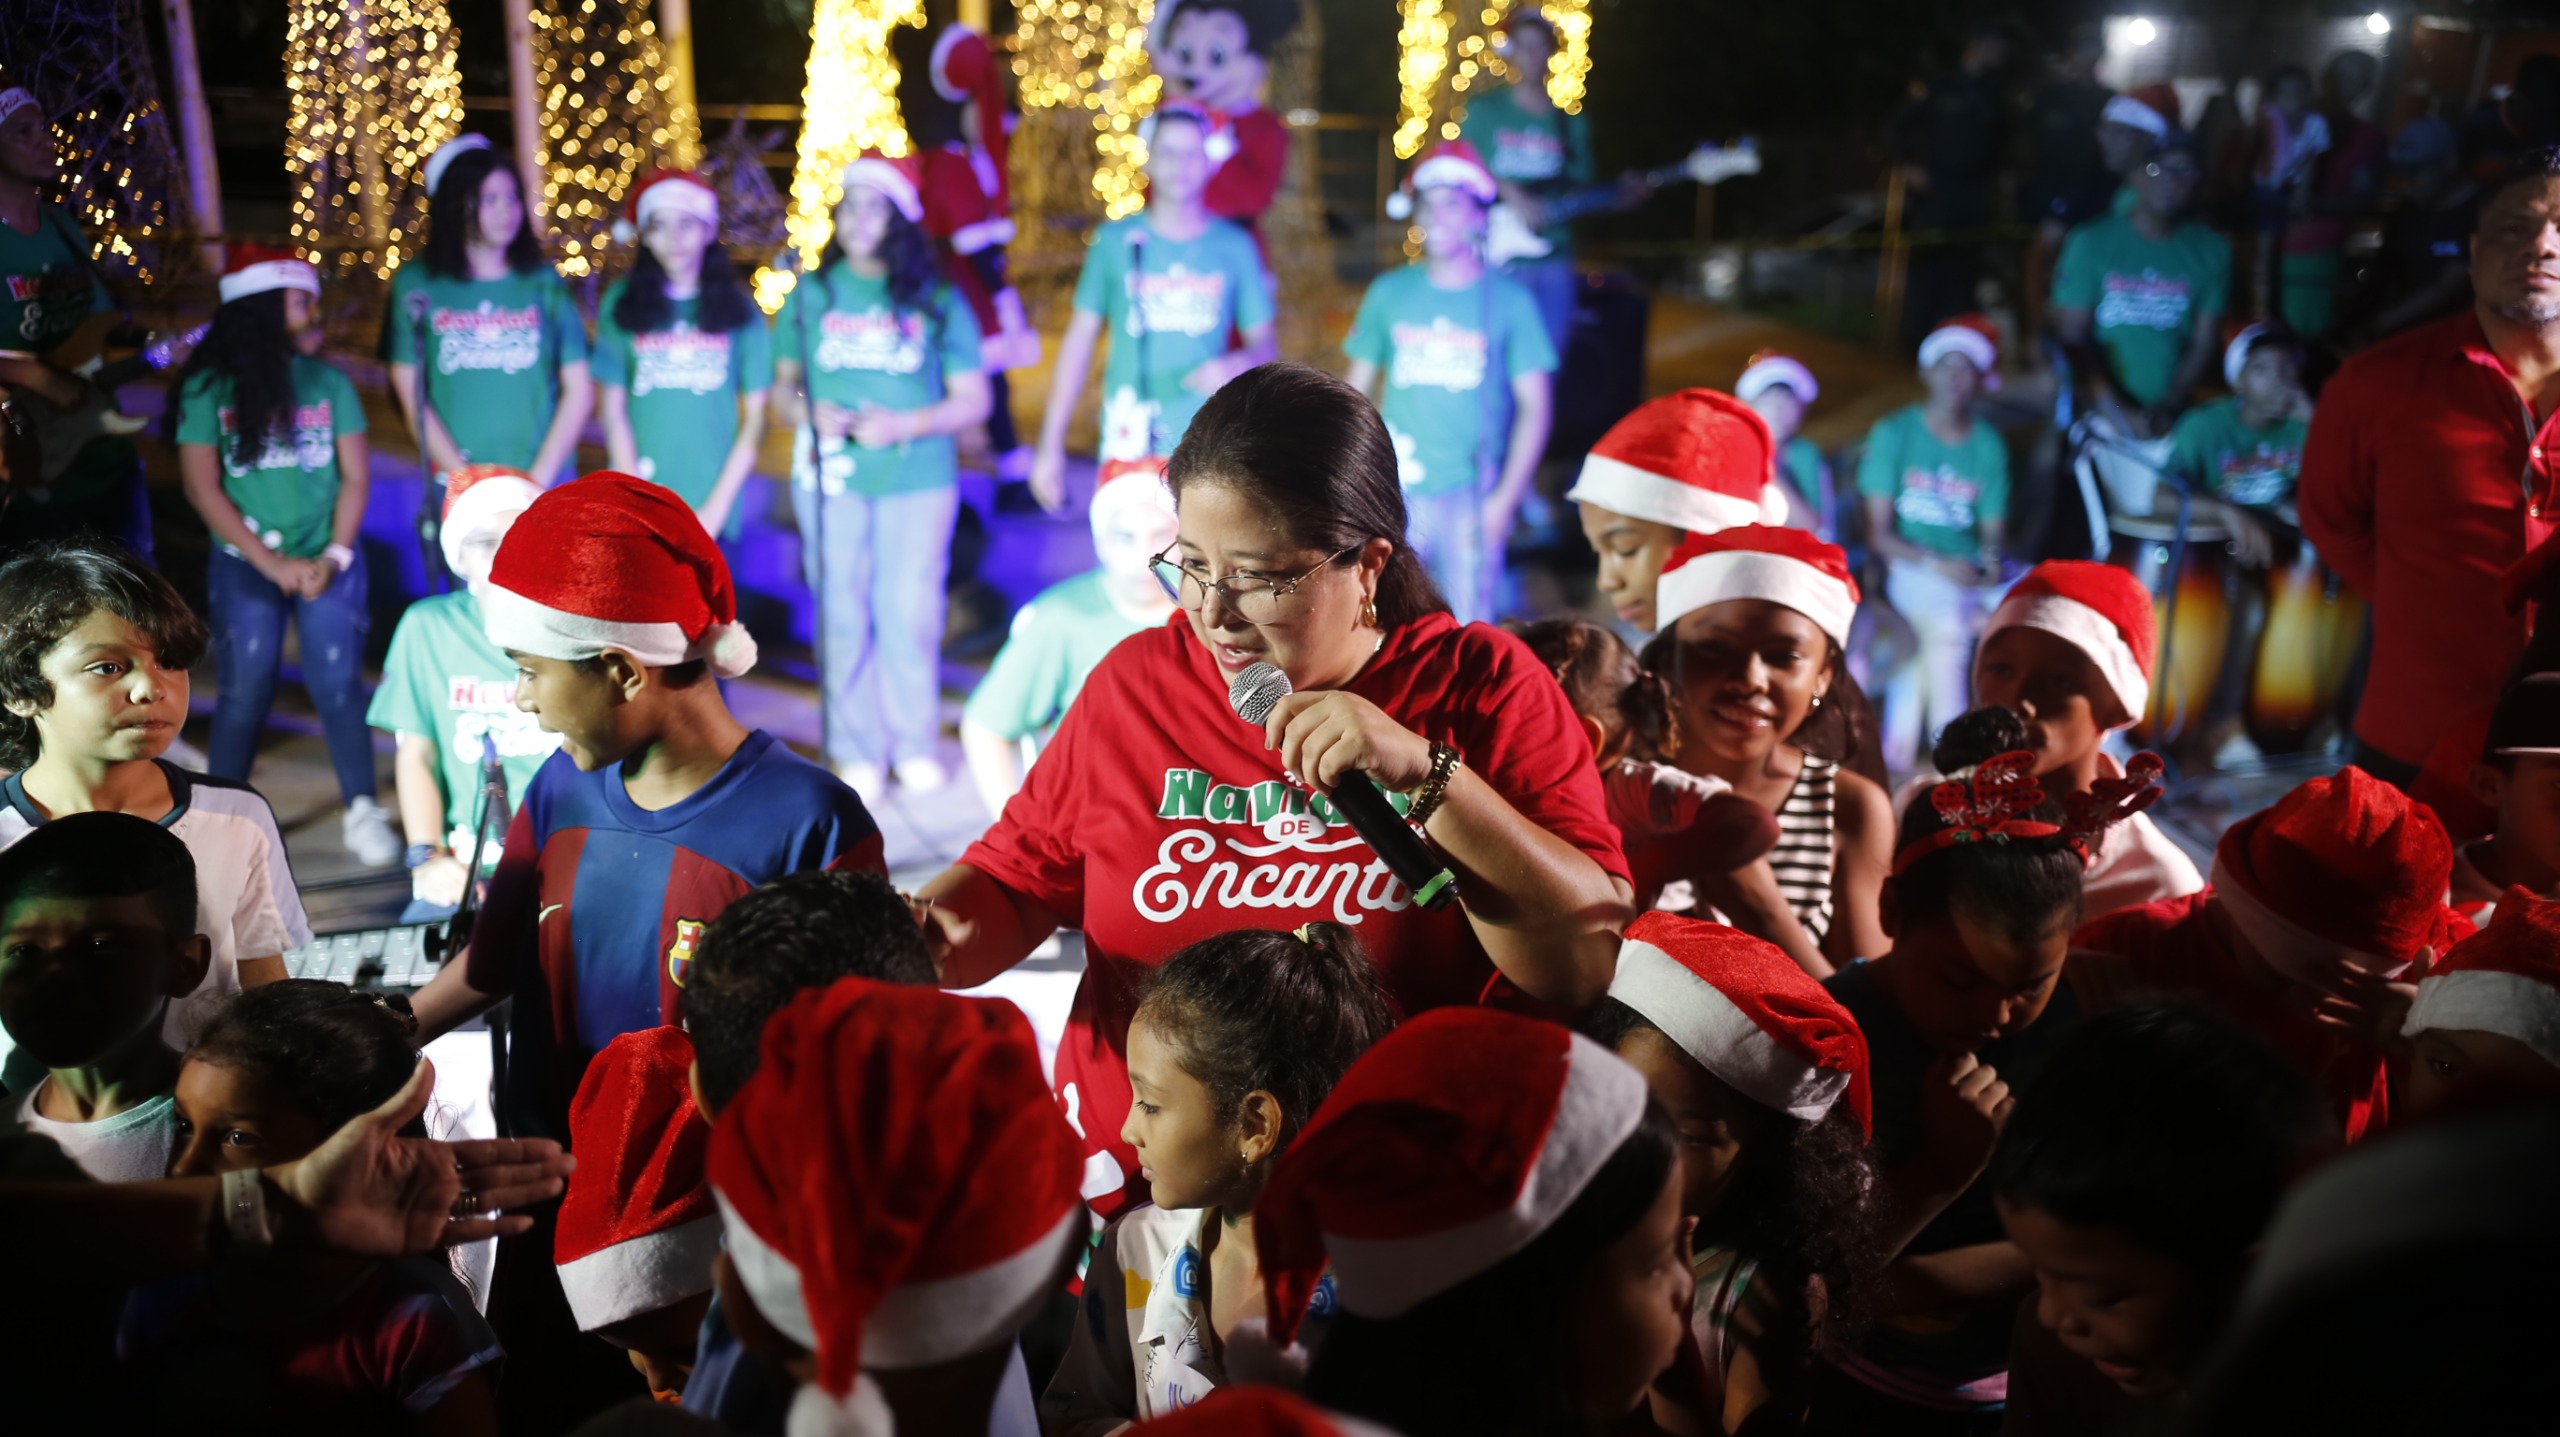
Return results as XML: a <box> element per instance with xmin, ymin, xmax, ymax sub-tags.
<box><xmin>836</xmin><ymin>760</ymin><xmax>886</xmax><ymax>801</ymax></box>
<box><xmin>895</xmin><ymin>756</ymin><xmax>947</xmax><ymax>793</ymax></box>
<box><xmin>342</xmin><ymin>796</ymin><xmax>404</xmax><ymax>869</ymax></box>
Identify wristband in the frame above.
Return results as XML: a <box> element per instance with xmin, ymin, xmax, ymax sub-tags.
<box><xmin>222</xmin><ymin>1166</ymin><xmax>276</xmax><ymax>1253</ymax></box>
<box><xmin>322</xmin><ymin>543</ymin><xmax>356</xmax><ymax>571</ymax></box>
<box><xmin>1405</xmin><ymin>742</ymin><xmax>1463</xmax><ymax>828</ymax></box>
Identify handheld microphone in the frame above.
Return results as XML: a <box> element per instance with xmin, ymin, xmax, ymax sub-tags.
<box><xmin>1229</xmin><ymin>662</ymin><xmax>1457</xmax><ymax>911</ymax></box>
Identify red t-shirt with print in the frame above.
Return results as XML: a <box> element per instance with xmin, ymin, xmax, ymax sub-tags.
<box><xmin>963</xmin><ymin>610</ymin><xmax>1627</xmax><ymax>1211</ymax></box>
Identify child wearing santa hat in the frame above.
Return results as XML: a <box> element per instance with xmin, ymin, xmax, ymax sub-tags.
<box><xmin>1859</xmin><ymin>313</ymin><xmax>2012</xmax><ymax>775</ymax></box>
<box><xmin>172</xmin><ymin>244</ymin><xmax>405</xmax><ymax>869</ymax></box>
<box><xmin>389</xmin><ymin>133</ymin><xmax>593</xmax><ymax>486</ymax></box>
<box><xmin>1044</xmin><ymin>922</ymin><xmax>1397</xmax><ymax>1431</ymax></box>
<box><xmin>367</xmin><ymin>464</ymin><xmax>562</xmax><ymax>922</ymax></box>
<box><xmin>1586</xmin><ymin>914</ymin><xmax>1881</xmax><ymax>1435</ymax></box>
<box><xmin>1032</xmin><ymin>101</ymin><xmax>1276</xmax><ymax>505</ymax></box>
<box><xmin>2400</xmin><ymin>888</ymin><xmax>2560</xmax><ymax>1118</ymax></box>
<box><xmin>1991</xmin><ymin>1001</ymin><xmax>2331</xmax><ymax>1434</ymax></box>
<box><xmin>596</xmin><ymin>170</ymin><xmax>772</xmax><ymax>538</ymax></box>
<box><xmin>774</xmin><ymin>151</ymin><xmax>992</xmax><ymax>797</ymax></box>
<box><xmin>1343</xmin><ymin>138</ymin><xmax>1558</xmax><ymax>624</ymax></box>
<box><xmin>2071</xmin><ymin>765</ymin><xmax>2472</xmax><ymax>1144</ymax></box>
<box><xmin>1736</xmin><ymin>350</ymin><xmax>1829</xmax><ymax>537</ymax></box>
<box><xmin>708</xmin><ymin>976</ymin><xmax>1086</xmax><ymax>1437</ymax></box>
<box><xmin>1259</xmin><ymin>1007</ymin><xmax>1693</xmax><ymax>1437</ymax></box>
<box><xmin>1565</xmin><ymin>388</ymin><xmax>1791</xmax><ymax>636</ymax></box>
<box><xmin>1818</xmin><ymin>705</ymin><xmax>2150</xmax><ymax>1430</ymax></box>
<box><xmin>1958</xmin><ymin>558</ymin><xmax>2205</xmax><ymax>918</ymax></box>
<box><xmin>1637</xmin><ymin>526</ymin><xmax>1895</xmax><ymax>977</ymax></box>
<box><xmin>407</xmin><ymin>471</ymin><xmax>884</xmax><ymax>1140</ymax></box>
<box><xmin>961</xmin><ymin>459</ymin><xmax>1180</xmax><ymax>816</ymax></box>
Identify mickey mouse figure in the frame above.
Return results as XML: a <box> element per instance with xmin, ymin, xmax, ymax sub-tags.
<box><xmin>1152</xmin><ymin>0</ymin><xmax>1301</xmax><ymax>245</ymax></box>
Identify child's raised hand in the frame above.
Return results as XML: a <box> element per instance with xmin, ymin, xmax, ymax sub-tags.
<box><xmin>1916</xmin><ymin>1051</ymin><xmax>2013</xmax><ymax>1186</ymax></box>
<box><xmin>269</xmin><ymin>1059</ymin><xmax>574</xmax><ymax>1254</ymax></box>
<box><xmin>2297</xmin><ymin>952</ymin><xmax>2424</xmax><ymax>1061</ymax></box>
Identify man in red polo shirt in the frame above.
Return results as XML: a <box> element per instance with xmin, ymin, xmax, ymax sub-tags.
<box><xmin>2302</xmin><ymin>147</ymin><xmax>2560</xmax><ymax>785</ymax></box>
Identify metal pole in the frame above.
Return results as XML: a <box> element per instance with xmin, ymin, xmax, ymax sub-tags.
<box><xmin>656</xmin><ymin>0</ymin><xmax>702</xmax><ymax>169</ymax></box>
<box><xmin>158</xmin><ymin>0</ymin><xmax>227</xmax><ymax>273</ymax></box>
<box><xmin>503</xmin><ymin>0</ymin><xmax>548</xmax><ymax>245</ymax></box>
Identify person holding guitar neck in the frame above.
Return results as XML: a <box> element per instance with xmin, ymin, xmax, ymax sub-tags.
<box><xmin>0</xmin><ymin>87</ymin><xmax>162</xmax><ymax>554</ymax></box>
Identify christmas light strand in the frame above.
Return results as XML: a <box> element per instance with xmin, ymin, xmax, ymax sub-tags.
<box><xmin>3</xmin><ymin>0</ymin><xmax>194</xmax><ymax>288</ymax></box>
<box><xmin>1013</xmin><ymin>0</ymin><xmax>1161</xmax><ymax>219</ymax></box>
<box><xmin>1399</xmin><ymin>0</ymin><xmax>1594</xmax><ymax>161</ymax></box>
<box><xmin>529</xmin><ymin>0</ymin><xmax>677</xmax><ymax>277</ymax></box>
<box><xmin>282</xmin><ymin>0</ymin><xmax>461</xmax><ymax>276</ymax></box>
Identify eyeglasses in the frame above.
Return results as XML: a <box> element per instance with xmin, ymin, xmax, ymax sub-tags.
<box><xmin>1150</xmin><ymin>543</ymin><xmax>1361</xmax><ymax>626</ymax></box>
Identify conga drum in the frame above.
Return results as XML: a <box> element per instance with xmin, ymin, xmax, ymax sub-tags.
<box><xmin>2108</xmin><ymin>512</ymin><xmax>2231</xmax><ymax>746</ymax></box>
<box><xmin>2247</xmin><ymin>534</ymin><xmax>2367</xmax><ymax>755</ymax></box>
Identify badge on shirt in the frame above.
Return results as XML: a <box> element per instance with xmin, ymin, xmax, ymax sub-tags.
<box><xmin>666</xmin><ymin>918</ymin><xmax>705</xmax><ymax>988</ymax></box>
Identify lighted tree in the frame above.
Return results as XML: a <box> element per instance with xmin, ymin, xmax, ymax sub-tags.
<box><xmin>284</xmin><ymin>0</ymin><xmax>463</xmax><ymax>278</ymax></box>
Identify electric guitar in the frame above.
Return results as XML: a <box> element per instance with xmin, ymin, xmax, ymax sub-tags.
<box><xmin>0</xmin><ymin>311</ymin><xmax>202</xmax><ymax>487</ymax></box>
<box><xmin>1485</xmin><ymin>139</ymin><xmax>1763</xmax><ymax>267</ymax></box>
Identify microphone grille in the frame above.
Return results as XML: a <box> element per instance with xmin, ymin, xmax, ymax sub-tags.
<box><xmin>1228</xmin><ymin>661</ymin><xmax>1292</xmax><ymax>726</ymax></box>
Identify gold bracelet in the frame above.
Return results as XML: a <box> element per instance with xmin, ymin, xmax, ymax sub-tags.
<box><xmin>1406</xmin><ymin>742</ymin><xmax>1463</xmax><ymax>828</ymax></box>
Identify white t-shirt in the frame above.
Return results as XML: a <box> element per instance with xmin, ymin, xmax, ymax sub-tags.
<box><xmin>16</xmin><ymin>1084</ymin><xmax>176</xmax><ymax>1182</ymax></box>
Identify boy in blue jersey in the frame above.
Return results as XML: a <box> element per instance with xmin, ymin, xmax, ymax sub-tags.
<box><xmin>409</xmin><ymin>472</ymin><xmax>884</xmax><ymax>1138</ymax></box>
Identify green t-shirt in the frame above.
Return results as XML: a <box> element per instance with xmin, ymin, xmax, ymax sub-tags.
<box><xmin>1071</xmin><ymin>214</ymin><xmax>1273</xmax><ymax>460</ymax></box>
<box><xmin>1458</xmin><ymin>84</ymin><xmax>1596</xmax><ymax>253</ymax></box>
<box><xmin>173</xmin><ymin>355</ymin><xmax>365</xmax><ymax>558</ymax></box>
<box><xmin>0</xmin><ymin>205</ymin><xmax>129</xmax><ymax>499</ymax></box>
<box><xmin>961</xmin><ymin>570</ymin><xmax>1152</xmax><ymax>743</ymax></box>
<box><xmin>2167</xmin><ymin>397</ymin><xmax>2307</xmax><ymax>513</ymax></box>
<box><xmin>773</xmin><ymin>266</ymin><xmax>980</xmax><ymax>497</ymax></box>
<box><xmin>1779</xmin><ymin>435</ymin><xmax>1826</xmax><ymax>515</ymax></box>
<box><xmin>1343</xmin><ymin>265</ymin><xmax>1557</xmax><ymax>497</ymax></box>
<box><xmin>1855</xmin><ymin>404</ymin><xmax>2009</xmax><ymax>558</ymax></box>
<box><xmin>383</xmin><ymin>264</ymin><xmax>590</xmax><ymax>471</ymax></box>
<box><xmin>593</xmin><ymin>283</ymin><xmax>775</xmax><ymax>510</ymax></box>
<box><xmin>365</xmin><ymin>589</ymin><xmax>566</xmax><ymax>844</ymax></box>
<box><xmin>2051</xmin><ymin>215</ymin><xmax>2232</xmax><ymax>409</ymax></box>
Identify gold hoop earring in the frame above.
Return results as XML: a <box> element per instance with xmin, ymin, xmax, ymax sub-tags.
<box><xmin>1362</xmin><ymin>597</ymin><xmax>1379</xmax><ymax>627</ymax></box>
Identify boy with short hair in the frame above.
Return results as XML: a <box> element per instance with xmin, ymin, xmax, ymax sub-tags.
<box><xmin>0</xmin><ymin>542</ymin><xmax>307</xmax><ymax>1062</ymax></box>
<box><xmin>1029</xmin><ymin>101</ymin><xmax>1275</xmax><ymax>505</ymax></box>
<box><xmin>0</xmin><ymin>811</ymin><xmax>210</xmax><ymax>1181</ymax></box>
<box><xmin>2452</xmin><ymin>672</ymin><xmax>2560</xmax><ymax>926</ymax></box>
<box><xmin>407</xmin><ymin>472</ymin><xmax>884</xmax><ymax>1138</ymax></box>
<box><xmin>1992</xmin><ymin>1001</ymin><xmax>2331</xmax><ymax>1433</ymax></box>
<box><xmin>1344</xmin><ymin>138</ymin><xmax>1557</xmax><ymax>624</ymax></box>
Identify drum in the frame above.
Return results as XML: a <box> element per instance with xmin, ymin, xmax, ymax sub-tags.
<box><xmin>2108</xmin><ymin>512</ymin><xmax>2231</xmax><ymax>746</ymax></box>
<box><xmin>2246</xmin><ymin>534</ymin><xmax>2367</xmax><ymax>755</ymax></box>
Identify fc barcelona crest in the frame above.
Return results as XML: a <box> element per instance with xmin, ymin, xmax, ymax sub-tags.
<box><xmin>667</xmin><ymin>918</ymin><xmax>705</xmax><ymax>988</ymax></box>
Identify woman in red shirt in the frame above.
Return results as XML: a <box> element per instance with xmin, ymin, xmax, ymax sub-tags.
<box><xmin>920</xmin><ymin>363</ymin><xmax>1633</xmax><ymax>1210</ymax></box>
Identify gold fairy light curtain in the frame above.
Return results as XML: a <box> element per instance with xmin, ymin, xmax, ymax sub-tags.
<box><xmin>3</xmin><ymin>0</ymin><xmax>197</xmax><ymax>287</ymax></box>
<box><xmin>284</xmin><ymin>0</ymin><xmax>462</xmax><ymax>277</ymax></box>
<box><xmin>530</xmin><ymin>0</ymin><xmax>681</xmax><ymax>277</ymax></box>
<box><xmin>1396</xmin><ymin>0</ymin><xmax>1591</xmax><ymax>159</ymax></box>
<box><xmin>772</xmin><ymin>0</ymin><xmax>925</xmax><ymax>307</ymax></box>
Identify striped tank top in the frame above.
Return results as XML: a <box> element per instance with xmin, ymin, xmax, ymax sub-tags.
<box><xmin>1768</xmin><ymin>753</ymin><xmax>1838</xmax><ymax>942</ymax></box>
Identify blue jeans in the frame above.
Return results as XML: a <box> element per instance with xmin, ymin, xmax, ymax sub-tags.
<box><xmin>1406</xmin><ymin>488</ymin><xmax>1498</xmax><ymax>626</ymax></box>
<box><xmin>206</xmin><ymin>547</ymin><xmax>378</xmax><ymax>803</ymax></box>
<box><xmin>1505</xmin><ymin>257</ymin><xmax>1578</xmax><ymax>360</ymax></box>
<box><xmin>791</xmin><ymin>481</ymin><xmax>959</xmax><ymax>768</ymax></box>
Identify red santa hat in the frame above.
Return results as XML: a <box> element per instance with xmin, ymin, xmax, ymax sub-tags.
<box><xmin>1734</xmin><ymin>350</ymin><xmax>1818</xmax><ymax>407</ymax></box>
<box><xmin>438</xmin><ymin>463</ymin><xmax>542</xmax><ymax>584</ymax></box>
<box><xmin>1607</xmin><ymin>913</ymin><xmax>1871</xmax><ymax>1135</ymax></box>
<box><xmin>554</xmin><ymin>1026</ymin><xmax>720</xmax><ymax>1332</ymax></box>
<box><xmin>928</xmin><ymin>24</ymin><xmax>1010</xmax><ymax>199</ymax></box>
<box><xmin>2403</xmin><ymin>888</ymin><xmax>2560</xmax><ymax>1071</ymax></box>
<box><xmin>619</xmin><ymin>168</ymin><xmax>719</xmax><ymax>243</ymax></box>
<box><xmin>217</xmin><ymin>243</ymin><xmax>322</xmax><ymax>305</ymax></box>
<box><xmin>481</xmin><ymin>470</ymin><xmax>760</xmax><ymax>678</ymax></box>
<box><xmin>2210</xmin><ymin>766</ymin><xmax>2467</xmax><ymax>986</ymax></box>
<box><xmin>1981</xmin><ymin>560</ymin><xmax>2157</xmax><ymax>728</ymax></box>
<box><xmin>1090</xmin><ymin>457</ymin><xmax>1178</xmax><ymax>547</ymax></box>
<box><xmin>1408</xmin><ymin>137</ymin><xmax>1499</xmax><ymax>205</ymax></box>
<box><xmin>839</xmin><ymin>151</ymin><xmax>924</xmax><ymax>224</ymax></box>
<box><xmin>1566</xmin><ymin>388</ymin><xmax>1786</xmax><ymax>537</ymax></box>
<box><xmin>1652</xmin><ymin>524</ymin><xmax>1860</xmax><ymax>646</ymax></box>
<box><xmin>1255</xmin><ymin>1007</ymin><xmax>1651</xmax><ymax>1348</ymax></box>
<box><xmin>422</xmin><ymin>131</ymin><xmax>494</xmax><ymax>199</ymax></box>
<box><xmin>1124</xmin><ymin>1387</ymin><xmax>1398</xmax><ymax>1437</ymax></box>
<box><xmin>709</xmin><ymin>977</ymin><xmax>1082</xmax><ymax>1437</ymax></box>
<box><xmin>1918</xmin><ymin>312</ymin><xmax>2001</xmax><ymax>388</ymax></box>
<box><xmin>2102</xmin><ymin>82</ymin><xmax>2181</xmax><ymax>138</ymax></box>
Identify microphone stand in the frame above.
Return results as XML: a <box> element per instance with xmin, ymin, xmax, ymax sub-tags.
<box><xmin>1129</xmin><ymin>228</ymin><xmax>1153</xmax><ymax>459</ymax></box>
<box><xmin>446</xmin><ymin>734</ymin><xmax>512</xmax><ymax>1136</ymax></box>
<box><xmin>793</xmin><ymin>253</ymin><xmax>832</xmax><ymax>769</ymax></box>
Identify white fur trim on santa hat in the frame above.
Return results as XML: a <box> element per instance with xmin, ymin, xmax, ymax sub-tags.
<box><xmin>1090</xmin><ymin>466</ymin><xmax>1176</xmax><ymax>547</ymax></box>
<box><xmin>930</xmin><ymin>23</ymin><xmax>982</xmax><ymax>104</ymax></box>
<box><xmin>0</xmin><ymin>89</ymin><xmax>39</xmax><ymax>127</ymax></box>
<box><xmin>636</xmin><ymin>174</ymin><xmax>719</xmax><ymax>232</ymax></box>
<box><xmin>2209</xmin><ymin>852</ymin><xmax>2409</xmax><ymax>988</ymax></box>
<box><xmin>1735</xmin><ymin>355</ymin><xmax>1817</xmax><ymax>406</ymax></box>
<box><xmin>716</xmin><ymin>1188</ymin><xmax>818</xmax><ymax>1348</ymax></box>
<box><xmin>949</xmin><ymin>216</ymin><xmax>1016</xmax><ymax>256</ymax></box>
<box><xmin>2102</xmin><ymin>92</ymin><xmax>2172</xmax><ymax>138</ymax></box>
<box><xmin>864</xmin><ymin>1207</ymin><xmax>1081</xmax><ymax>1369</ymax></box>
<box><xmin>557</xmin><ymin>1212</ymin><xmax>722</xmax><ymax>1332</ymax></box>
<box><xmin>2404</xmin><ymin>971</ymin><xmax>2560</xmax><ymax>1070</ymax></box>
<box><xmin>787</xmin><ymin>1373</ymin><xmax>896</xmax><ymax>1437</ymax></box>
<box><xmin>1323</xmin><ymin>1034</ymin><xmax>1647</xmax><ymax>1320</ymax></box>
<box><xmin>1655</xmin><ymin>549</ymin><xmax>1857</xmax><ymax>647</ymax></box>
<box><xmin>840</xmin><ymin>158</ymin><xmax>923</xmax><ymax>223</ymax></box>
<box><xmin>1609</xmin><ymin>938</ymin><xmax>1850</xmax><ymax>1122</ymax></box>
<box><xmin>1918</xmin><ymin>324</ymin><xmax>1998</xmax><ymax>379</ymax></box>
<box><xmin>219</xmin><ymin>258</ymin><xmax>322</xmax><ymax>305</ymax></box>
<box><xmin>1411</xmin><ymin>153</ymin><xmax>1498</xmax><ymax>204</ymax></box>
<box><xmin>1567</xmin><ymin>452</ymin><xmax>1789</xmax><ymax>536</ymax></box>
<box><xmin>480</xmin><ymin>576</ymin><xmax>760</xmax><ymax>678</ymax></box>
<box><xmin>423</xmin><ymin>132</ymin><xmax>493</xmax><ymax>198</ymax></box>
<box><xmin>2223</xmin><ymin>322</ymin><xmax>2270</xmax><ymax>389</ymax></box>
<box><xmin>440</xmin><ymin>474</ymin><xmax>541</xmax><ymax>584</ymax></box>
<box><xmin>1983</xmin><ymin>591</ymin><xmax>2149</xmax><ymax>729</ymax></box>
